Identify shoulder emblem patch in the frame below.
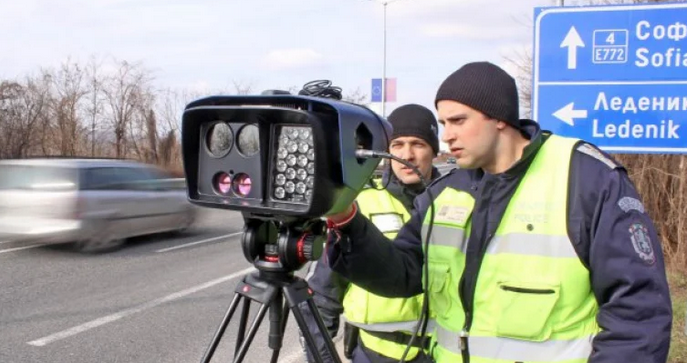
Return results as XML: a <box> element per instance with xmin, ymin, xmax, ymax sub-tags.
<box><xmin>576</xmin><ymin>143</ymin><xmax>618</xmax><ymax>169</ymax></box>
<box><xmin>618</xmin><ymin>196</ymin><xmax>645</xmax><ymax>214</ymax></box>
<box><xmin>629</xmin><ymin>223</ymin><xmax>655</xmax><ymax>265</ymax></box>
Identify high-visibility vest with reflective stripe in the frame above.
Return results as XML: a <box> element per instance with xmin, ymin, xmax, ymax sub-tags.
<box><xmin>422</xmin><ymin>135</ymin><xmax>601</xmax><ymax>363</ymax></box>
<box><xmin>342</xmin><ymin>187</ymin><xmax>425</xmax><ymax>360</ymax></box>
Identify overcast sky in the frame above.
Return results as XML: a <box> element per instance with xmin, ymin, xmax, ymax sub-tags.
<box><xmin>2</xmin><ymin>0</ymin><xmax>564</xmax><ymax>149</ymax></box>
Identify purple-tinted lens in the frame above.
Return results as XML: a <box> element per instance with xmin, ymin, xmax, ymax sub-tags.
<box><xmin>233</xmin><ymin>173</ymin><xmax>252</xmax><ymax>196</ymax></box>
<box><xmin>215</xmin><ymin>173</ymin><xmax>232</xmax><ymax>195</ymax></box>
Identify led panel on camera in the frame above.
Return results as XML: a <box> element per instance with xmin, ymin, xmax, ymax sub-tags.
<box><xmin>271</xmin><ymin>125</ymin><xmax>314</xmax><ymax>205</ymax></box>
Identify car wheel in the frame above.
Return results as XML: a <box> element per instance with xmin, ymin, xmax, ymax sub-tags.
<box><xmin>176</xmin><ymin>209</ymin><xmax>196</xmax><ymax>234</ymax></box>
<box><xmin>73</xmin><ymin>221</ymin><xmax>125</xmax><ymax>253</ymax></box>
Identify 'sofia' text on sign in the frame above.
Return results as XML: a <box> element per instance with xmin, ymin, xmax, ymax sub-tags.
<box><xmin>634</xmin><ymin>21</ymin><xmax>687</xmax><ymax>67</ymax></box>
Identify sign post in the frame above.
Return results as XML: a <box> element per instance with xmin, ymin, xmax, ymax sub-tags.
<box><xmin>533</xmin><ymin>3</ymin><xmax>687</xmax><ymax>154</ymax></box>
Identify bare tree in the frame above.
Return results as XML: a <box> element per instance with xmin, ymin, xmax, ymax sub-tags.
<box><xmin>343</xmin><ymin>87</ymin><xmax>369</xmax><ymax>106</ymax></box>
<box><xmin>158</xmin><ymin>129</ymin><xmax>178</xmax><ymax>168</ymax></box>
<box><xmin>232</xmin><ymin>80</ymin><xmax>254</xmax><ymax>95</ymax></box>
<box><xmin>156</xmin><ymin>88</ymin><xmax>205</xmax><ymax>137</ymax></box>
<box><xmin>504</xmin><ymin>47</ymin><xmax>533</xmax><ymax>118</ymax></box>
<box><xmin>46</xmin><ymin>60</ymin><xmax>89</xmax><ymax>156</ymax></box>
<box><xmin>0</xmin><ymin>76</ymin><xmax>51</xmax><ymax>158</ymax></box>
<box><xmin>145</xmin><ymin>108</ymin><xmax>158</xmax><ymax>163</ymax></box>
<box><xmin>101</xmin><ymin>60</ymin><xmax>153</xmax><ymax>158</ymax></box>
<box><xmin>85</xmin><ymin>56</ymin><xmax>105</xmax><ymax>157</ymax></box>
<box><xmin>126</xmin><ymin>89</ymin><xmax>156</xmax><ymax>161</ymax></box>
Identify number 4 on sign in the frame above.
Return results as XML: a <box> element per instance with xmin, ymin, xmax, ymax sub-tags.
<box><xmin>561</xmin><ymin>26</ymin><xmax>585</xmax><ymax>70</ymax></box>
<box><xmin>606</xmin><ymin>32</ymin><xmax>615</xmax><ymax>44</ymax></box>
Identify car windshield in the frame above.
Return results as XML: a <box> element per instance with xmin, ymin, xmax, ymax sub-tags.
<box><xmin>0</xmin><ymin>165</ymin><xmax>78</xmax><ymax>190</ymax></box>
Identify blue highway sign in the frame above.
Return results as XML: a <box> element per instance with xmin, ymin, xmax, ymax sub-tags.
<box><xmin>533</xmin><ymin>3</ymin><xmax>687</xmax><ymax>153</ymax></box>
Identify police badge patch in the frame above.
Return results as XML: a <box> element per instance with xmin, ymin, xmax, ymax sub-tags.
<box><xmin>629</xmin><ymin>223</ymin><xmax>655</xmax><ymax>265</ymax></box>
<box><xmin>370</xmin><ymin>213</ymin><xmax>404</xmax><ymax>234</ymax></box>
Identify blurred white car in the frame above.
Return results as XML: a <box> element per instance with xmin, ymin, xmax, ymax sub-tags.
<box><xmin>0</xmin><ymin>158</ymin><xmax>196</xmax><ymax>253</ymax></box>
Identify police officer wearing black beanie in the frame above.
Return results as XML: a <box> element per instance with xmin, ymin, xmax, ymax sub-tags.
<box><xmin>383</xmin><ymin>104</ymin><xmax>441</xmax><ymax>207</ymax></box>
<box><xmin>387</xmin><ymin>104</ymin><xmax>440</xmax><ymax>156</ymax></box>
<box><xmin>323</xmin><ymin>61</ymin><xmax>672</xmax><ymax>363</ymax></box>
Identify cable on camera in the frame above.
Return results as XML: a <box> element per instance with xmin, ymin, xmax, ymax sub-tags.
<box><xmin>298</xmin><ymin>80</ymin><xmax>343</xmax><ymax>100</ymax></box>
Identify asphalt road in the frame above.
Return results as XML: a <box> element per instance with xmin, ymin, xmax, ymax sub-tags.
<box><xmin>0</xmin><ymin>209</ymin><xmax>329</xmax><ymax>363</ymax></box>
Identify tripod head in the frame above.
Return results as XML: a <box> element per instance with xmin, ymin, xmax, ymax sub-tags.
<box><xmin>201</xmin><ymin>214</ymin><xmax>342</xmax><ymax>363</ymax></box>
<box><xmin>241</xmin><ymin>215</ymin><xmax>327</xmax><ymax>274</ymax></box>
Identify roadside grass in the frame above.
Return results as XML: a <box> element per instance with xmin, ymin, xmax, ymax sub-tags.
<box><xmin>668</xmin><ymin>267</ymin><xmax>687</xmax><ymax>363</ymax></box>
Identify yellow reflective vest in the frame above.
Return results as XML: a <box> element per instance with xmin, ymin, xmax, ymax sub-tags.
<box><xmin>422</xmin><ymin>135</ymin><xmax>600</xmax><ymax>363</ymax></box>
<box><xmin>342</xmin><ymin>186</ymin><xmax>425</xmax><ymax>360</ymax></box>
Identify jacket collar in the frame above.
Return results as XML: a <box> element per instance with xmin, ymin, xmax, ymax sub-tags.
<box><xmin>467</xmin><ymin>119</ymin><xmax>547</xmax><ymax>183</ymax></box>
<box><xmin>504</xmin><ymin>119</ymin><xmax>546</xmax><ymax>177</ymax></box>
<box><xmin>381</xmin><ymin>164</ymin><xmax>441</xmax><ymax>212</ymax></box>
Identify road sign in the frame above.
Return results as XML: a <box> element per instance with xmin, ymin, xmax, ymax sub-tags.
<box><xmin>533</xmin><ymin>3</ymin><xmax>687</xmax><ymax>154</ymax></box>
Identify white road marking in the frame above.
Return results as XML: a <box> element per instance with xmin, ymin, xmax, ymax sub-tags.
<box><xmin>27</xmin><ymin>266</ymin><xmax>256</xmax><ymax>347</ymax></box>
<box><xmin>156</xmin><ymin>232</ymin><xmax>242</xmax><ymax>253</ymax></box>
<box><xmin>0</xmin><ymin>244</ymin><xmax>46</xmax><ymax>254</ymax></box>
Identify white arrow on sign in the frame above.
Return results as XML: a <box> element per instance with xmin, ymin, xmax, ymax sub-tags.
<box><xmin>553</xmin><ymin>102</ymin><xmax>587</xmax><ymax>126</ymax></box>
<box><xmin>560</xmin><ymin>26</ymin><xmax>585</xmax><ymax>70</ymax></box>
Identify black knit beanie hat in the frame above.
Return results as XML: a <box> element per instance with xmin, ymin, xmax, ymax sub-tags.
<box><xmin>387</xmin><ymin>104</ymin><xmax>440</xmax><ymax>155</ymax></box>
<box><xmin>435</xmin><ymin>61</ymin><xmax>520</xmax><ymax>129</ymax></box>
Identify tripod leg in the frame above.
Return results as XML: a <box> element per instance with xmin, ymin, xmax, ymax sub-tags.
<box><xmin>270</xmin><ymin>299</ymin><xmax>290</xmax><ymax>363</ymax></box>
<box><xmin>302</xmin><ymin>298</ymin><xmax>343</xmax><ymax>363</ymax></box>
<box><xmin>279</xmin><ymin>300</ymin><xmax>290</xmax><ymax>335</ymax></box>
<box><xmin>282</xmin><ymin>281</ymin><xmax>343</xmax><ymax>363</ymax></box>
<box><xmin>268</xmin><ymin>290</ymin><xmax>284</xmax><ymax>351</ymax></box>
<box><xmin>268</xmin><ymin>291</ymin><xmax>284</xmax><ymax>363</ymax></box>
<box><xmin>267</xmin><ymin>290</ymin><xmax>288</xmax><ymax>363</ymax></box>
<box><xmin>234</xmin><ymin>298</ymin><xmax>251</xmax><ymax>357</ymax></box>
<box><xmin>201</xmin><ymin>292</ymin><xmax>243</xmax><ymax>363</ymax></box>
<box><xmin>232</xmin><ymin>301</ymin><xmax>271</xmax><ymax>363</ymax></box>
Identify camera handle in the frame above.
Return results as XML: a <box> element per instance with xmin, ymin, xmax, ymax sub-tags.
<box><xmin>200</xmin><ymin>269</ymin><xmax>342</xmax><ymax>363</ymax></box>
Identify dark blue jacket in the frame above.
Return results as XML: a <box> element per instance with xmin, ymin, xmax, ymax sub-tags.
<box><xmin>299</xmin><ymin>167</ymin><xmax>441</xmax><ymax>363</ymax></box>
<box><xmin>327</xmin><ymin>120</ymin><xmax>673</xmax><ymax>363</ymax></box>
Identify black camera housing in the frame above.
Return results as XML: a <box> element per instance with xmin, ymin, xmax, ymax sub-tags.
<box><xmin>181</xmin><ymin>94</ymin><xmax>391</xmax><ymax>221</ymax></box>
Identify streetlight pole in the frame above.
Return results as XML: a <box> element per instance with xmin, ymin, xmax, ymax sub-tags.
<box><xmin>369</xmin><ymin>0</ymin><xmax>404</xmax><ymax>117</ymax></box>
<box><xmin>382</xmin><ymin>1</ymin><xmax>388</xmax><ymax>117</ymax></box>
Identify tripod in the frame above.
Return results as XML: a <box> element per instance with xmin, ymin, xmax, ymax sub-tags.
<box><xmin>200</xmin><ymin>269</ymin><xmax>343</xmax><ymax>363</ymax></box>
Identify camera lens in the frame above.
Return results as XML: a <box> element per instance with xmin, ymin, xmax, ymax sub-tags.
<box><xmin>207</xmin><ymin>122</ymin><xmax>233</xmax><ymax>157</ymax></box>
<box><xmin>233</xmin><ymin>173</ymin><xmax>252</xmax><ymax>197</ymax></box>
<box><xmin>237</xmin><ymin>124</ymin><xmax>260</xmax><ymax>157</ymax></box>
<box><xmin>214</xmin><ymin>172</ymin><xmax>232</xmax><ymax>195</ymax></box>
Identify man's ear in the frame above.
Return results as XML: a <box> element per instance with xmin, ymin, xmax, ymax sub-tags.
<box><xmin>495</xmin><ymin>120</ymin><xmax>508</xmax><ymax>130</ymax></box>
